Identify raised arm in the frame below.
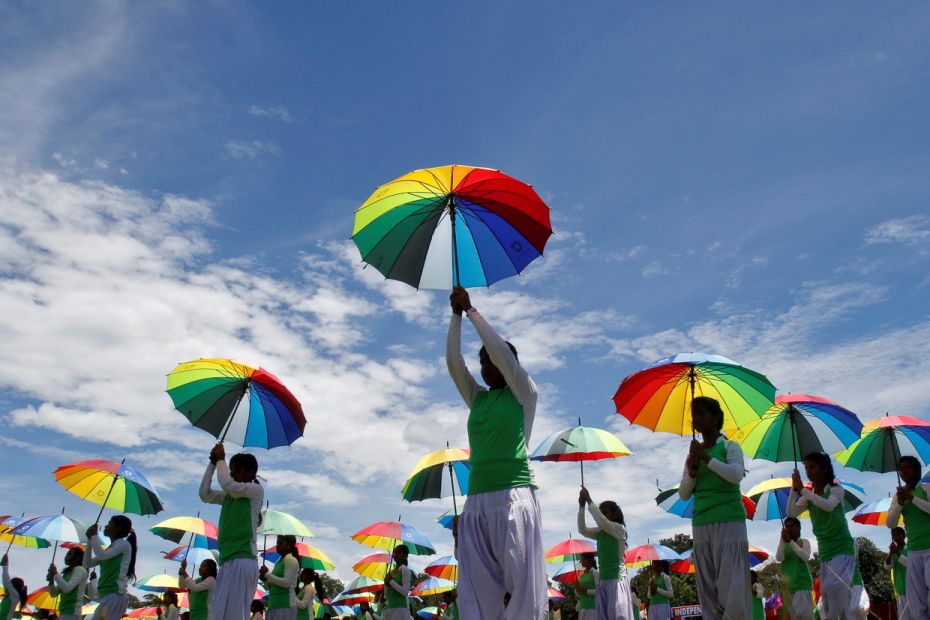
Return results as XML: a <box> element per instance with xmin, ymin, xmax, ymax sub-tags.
<box><xmin>577</xmin><ymin>505</ymin><xmax>601</xmax><ymax>539</ymax></box>
<box><xmin>87</xmin><ymin>536</ymin><xmax>129</xmax><ymax>564</ymax></box>
<box><xmin>2</xmin><ymin>563</ymin><xmax>15</xmax><ymax>603</ymax></box>
<box><xmin>786</xmin><ymin>489</ymin><xmax>809</xmax><ymax>518</ymax></box>
<box><xmin>216</xmin><ymin>460</ymin><xmax>264</xmax><ymax>499</ymax></box>
<box><xmin>468</xmin><ymin>309</ymin><xmax>538</xmax><ymax>412</ymax></box>
<box><xmin>446</xmin><ymin>313</ymin><xmax>482</xmax><ymax>407</ymax></box>
<box><xmin>199</xmin><ymin>462</ymin><xmax>225</xmax><ymax>505</ymax></box>
<box><xmin>586</xmin><ymin>501</ymin><xmax>626</xmax><ymax>542</ymax></box>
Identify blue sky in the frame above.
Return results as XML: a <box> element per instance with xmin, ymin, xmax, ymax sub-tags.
<box><xmin>2</xmin><ymin>0</ymin><xmax>930</xmax><ymax>594</ymax></box>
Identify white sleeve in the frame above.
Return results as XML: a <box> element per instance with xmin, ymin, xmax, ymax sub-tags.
<box><xmin>2</xmin><ymin>564</ymin><xmax>16</xmax><ymax>603</ymax></box>
<box><xmin>787</xmin><ymin>489</ymin><xmax>808</xmax><ymax>517</ymax></box>
<box><xmin>792</xmin><ymin>539</ymin><xmax>811</xmax><ymax>561</ymax></box>
<box><xmin>705</xmin><ymin>440</ymin><xmax>745</xmax><ymax>484</ymax></box>
<box><xmin>388</xmin><ymin>566</ymin><xmax>411</xmax><ymax>596</ymax></box>
<box><xmin>754</xmin><ymin>583</ymin><xmax>764</xmax><ymax>599</ymax></box>
<box><xmin>87</xmin><ymin>574</ymin><xmax>99</xmax><ymax>599</ymax></box>
<box><xmin>166</xmin><ymin>606</ymin><xmax>179</xmax><ymax>620</ymax></box>
<box><xmin>776</xmin><ymin>539</ymin><xmax>786</xmax><ymax>562</ymax></box>
<box><xmin>216</xmin><ymin>460</ymin><xmax>264</xmax><ymax>499</ymax></box>
<box><xmin>52</xmin><ymin>567</ymin><xmax>87</xmax><ymax>594</ymax></box>
<box><xmin>263</xmin><ymin>556</ymin><xmax>299</xmax><ymax>588</ymax></box>
<box><xmin>679</xmin><ymin>459</ymin><xmax>696</xmax><ymax>500</ymax></box>
<box><xmin>88</xmin><ymin>536</ymin><xmax>130</xmax><ymax>564</ymax></box>
<box><xmin>467</xmin><ymin>309</ymin><xmax>538</xmax><ymax>439</ymax></box>
<box><xmin>587</xmin><ymin>502</ymin><xmax>626</xmax><ymax>541</ymax></box>
<box><xmin>199</xmin><ymin>463</ymin><xmax>225</xmax><ymax>505</ymax></box>
<box><xmin>184</xmin><ymin>576</ymin><xmax>215</xmax><ymax>592</ymax></box>
<box><xmin>577</xmin><ymin>506</ymin><xmax>601</xmax><ymax>539</ymax></box>
<box><xmin>295</xmin><ymin>584</ymin><xmax>315</xmax><ymax>609</ymax></box>
<box><xmin>886</xmin><ymin>496</ymin><xmax>903</xmax><ymax>528</ymax></box>
<box><xmin>801</xmin><ymin>486</ymin><xmax>843</xmax><ymax>511</ymax></box>
<box><xmin>589</xmin><ymin>569</ymin><xmax>599</xmax><ymax>593</ymax></box>
<box><xmin>446</xmin><ymin>314</ymin><xmax>482</xmax><ymax>407</ymax></box>
<box><xmin>912</xmin><ymin>484</ymin><xmax>930</xmax><ymax>515</ymax></box>
<box><xmin>656</xmin><ymin>573</ymin><xmax>673</xmax><ymax>598</ymax></box>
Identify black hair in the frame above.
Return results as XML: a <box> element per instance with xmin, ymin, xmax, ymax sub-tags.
<box><xmin>692</xmin><ymin>396</ymin><xmax>725</xmax><ymax>433</ymax></box>
<box><xmin>9</xmin><ymin>576</ymin><xmax>27</xmax><ymax>610</ymax></box>
<box><xmin>599</xmin><ymin>500</ymin><xmax>625</xmax><ymax>526</ymax></box>
<box><xmin>803</xmin><ymin>452</ymin><xmax>838</xmax><ymax>487</ymax></box>
<box><xmin>163</xmin><ymin>591</ymin><xmax>179</xmax><ymax>606</ymax></box>
<box><xmin>64</xmin><ymin>547</ymin><xmax>85</xmax><ymax>575</ymax></box>
<box><xmin>229</xmin><ymin>453</ymin><xmax>260</xmax><ymax>481</ymax></box>
<box><xmin>250</xmin><ymin>599</ymin><xmax>265</xmax><ymax>612</ymax></box>
<box><xmin>109</xmin><ymin>515</ymin><xmax>138</xmax><ymax>580</ymax></box>
<box><xmin>784</xmin><ymin>517</ymin><xmax>801</xmax><ymax>529</ymax></box>
<box><xmin>892</xmin><ymin>526</ymin><xmax>906</xmax><ymax>538</ymax></box>
<box><xmin>581</xmin><ymin>551</ymin><xmax>597</xmax><ymax>570</ymax></box>
<box><xmin>750</xmin><ymin>569</ymin><xmax>759</xmax><ymax>583</ymax></box>
<box><xmin>479</xmin><ymin>342</ymin><xmax>519</xmax><ymax>362</ymax></box>
<box><xmin>200</xmin><ymin>558</ymin><xmax>217</xmax><ymax>579</ymax></box>
<box><xmin>659</xmin><ymin>560</ymin><xmax>670</xmax><ymax>573</ymax></box>
<box><xmin>393</xmin><ymin>544</ymin><xmax>409</xmax><ymax>566</ymax></box>
<box><xmin>899</xmin><ymin>455</ymin><xmax>922</xmax><ymax>474</ymax></box>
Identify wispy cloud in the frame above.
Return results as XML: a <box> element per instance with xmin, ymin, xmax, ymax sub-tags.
<box><xmin>865</xmin><ymin>215</ymin><xmax>930</xmax><ymax>245</ymax></box>
<box><xmin>247</xmin><ymin>104</ymin><xmax>295</xmax><ymax>122</ymax></box>
<box><xmin>224</xmin><ymin>140</ymin><xmax>282</xmax><ymax>159</ymax></box>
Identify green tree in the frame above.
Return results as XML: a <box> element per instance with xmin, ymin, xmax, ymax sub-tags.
<box><xmin>629</xmin><ymin>533</ymin><xmax>698</xmax><ymax>608</ymax></box>
<box><xmin>857</xmin><ymin>536</ymin><xmax>892</xmax><ymax>603</ymax></box>
<box><xmin>318</xmin><ymin>572</ymin><xmax>344</xmax><ymax>602</ymax></box>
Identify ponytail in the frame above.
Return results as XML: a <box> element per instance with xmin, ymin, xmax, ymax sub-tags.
<box><xmin>10</xmin><ymin>577</ymin><xmax>27</xmax><ymax>610</ymax></box>
<box><xmin>314</xmin><ymin>572</ymin><xmax>326</xmax><ymax>602</ymax></box>
<box><xmin>126</xmin><ymin>530</ymin><xmax>138</xmax><ymax>580</ymax></box>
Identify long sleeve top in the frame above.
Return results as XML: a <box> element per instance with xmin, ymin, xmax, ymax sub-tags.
<box><xmin>678</xmin><ymin>436</ymin><xmax>745</xmax><ymax>499</ymax></box>
<box><xmin>577</xmin><ymin>503</ymin><xmax>627</xmax><ymax>543</ymax></box>
<box><xmin>87</xmin><ymin>572</ymin><xmax>99</xmax><ymax>600</ymax></box>
<box><xmin>753</xmin><ymin>583</ymin><xmax>765</xmax><ymax>600</ymax></box>
<box><xmin>386</xmin><ymin>565</ymin><xmax>413</xmax><ymax>597</ymax></box>
<box><xmin>49</xmin><ymin>565</ymin><xmax>89</xmax><ymax>598</ymax></box>
<box><xmin>160</xmin><ymin>604</ymin><xmax>179</xmax><ymax>620</ymax></box>
<box><xmin>2</xmin><ymin>563</ymin><xmax>19</xmax><ymax>610</ymax></box>
<box><xmin>182</xmin><ymin>575</ymin><xmax>216</xmax><ymax>593</ymax></box>
<box><xmin>295</xmin><ymin>584</ymin><xmax>316</xmax><ymax>610</ymax></box>
<box><xmin>199</xmin><ymin>460</ymin><xmax>264</xmax><ymax>556</ymax></box>
<box><xmin>84</xmin><ymin>535</ymin><xmax>132</xmax><ymax>594</ymax></box>
<box><xmin>886</xmin><ymin>484</ymin><xmax>930</xmax><ymax>527</ymax></box>
<box><xmin>262</xmin><ymin>555</ymin><xmax>299</xmax><ymax>589</ymax></box>
<box><xmin>655</xmin><ymin>573</ymin><xmax>673</xmax><ymax>599</ymax></box>
<box><xmin>446</xmin><ymin>311</ymin><xmax>538</xmax><ymax>441</ymax></box>
<box><xmin>787</xmin><ymin>485</ymin><xmax>845</xmax><ymax>517</ymax></box>
<box><xmin>776</xmin><ymin>538</ymin><xmax>812</xmax><ymax>562</ymax></box>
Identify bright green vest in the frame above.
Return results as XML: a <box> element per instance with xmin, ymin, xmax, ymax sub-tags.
<box><xmin>692</xmin><ymin>440</ymin><xmax>745</xmax><ymax>526</ymax></box>
<box><xmin>385</xmin><ymin>567</ymin><xmax>409</xmax><ymax>609</ymax></box>
<box><xmin>98</xmin><ymin>546</ymin><xmax>125</xmax><ymax>596</ymax></box>
<box><xmin>467</xmin><ymin>387</ymin><xmax>534</xmax><ymax>494</ymax></box>
<box><xmin>57</xmin><ymin>570</ymin><xmax>81</xmax><ymax>615</ymax></box>
<box><xmin>0</xmin><ymin>598</ymin><xmax>11</xmax><ymax>620</ymax></box>
<box><xmin>780</xmin><ymin>540</ymin><xmax>813</xmax><ymax>592</ymax></box>
<box><xmin>852</xmin><ymin>562</ymin><xmax>863</xmax><ymax>586</ymax></box>
<box><xmin>807</xmin><ymin>485</ymin><xmax>854</xmax><ymax>561</ymax></box>
<box><xmin>296</xmin><ymin>585</ymin><xmax>311</xmax><ymax>620</ymax></box>
<box><xmin>649</xmin><ymin>573</ymin><xmax>670</xmax><ymax>606</ymax></box>
<box><xmin>891</xmin><ymin>548</ymin><xmax>908</xmax><ymax>596</ymax></box>
<box><xmin>218</xmin><ymin>495</ymin><xmax>256</xmax><ymax>564</ymax></box>
<box><xmin>596</xmin><ymin>530</ymin><xmax>620</xmax><ymax>580</ymax></box>
<box><xmin>632</xmin><ymin>601</ymin><xmax>641</xmax><ymax>620</ymax></box>
<box><xmin>267</xmin><ymin>558</ymin><xmax>293</xmax><ymax>609</ymax></box>
<box><xmin>578</xmin><ymin>570</ymin><xmax>596</xmax><ymax>609</ymax></box>
<box><xmin>903</xmin><ymin>487</ymin><xmax>930</xmax><ymax>551</ymax></box>
<box><xmin>752</xmin><ymin>588</ymin><xmax>765</xmax><ymax>620</ymax></box>
<box><xmin>189</xmin><ymin>577</ymin><xmax>210</xmax><ymax>620</ymax></box>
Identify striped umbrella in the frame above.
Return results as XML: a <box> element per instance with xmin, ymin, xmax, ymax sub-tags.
<box><xmin>53</xmin><ymin>458</ymin><xmax>164</xmax><ymax>522</ymax></box>
<box><xmin>671</xmin><ymin>547</ymin><xmax>771</xmax><ymax>573</ymax></box>
<box><xmin>625</xmin><ymin>544</ymin><xmax>684</xmax><ymax>567</ymax></box>
<box><xmin>352</xmin><ymin>552</ymin><xmax>391</xmax><ymax>579</ymax></box>
<box><xmin>0</xmin><ymin>515</ymin><xmax>50</xmax><ymax>552</ymax></box>
<box><xmin>262</xmin><ymin>542</ymin><xmax>335</xmax><ymax>571</ymax></box>
<box><xmin>135</xmin><ymin>573</ymin><xmax>185</xmax><ymax>593</ymax></box>
<box><xmin>551</xmin><ymin>563</ymin><xmax>584</xmax><ymax>584</ymax></box>
<box><xmin>151</xmin><ymin>516</ymin><xmax>218</xmax><ymax>544</ymax></box>
<box><xmin>10</xmin><ymin>510</ymin><xmax>88</xmax><ymax>563</ymax></box>
<box><xmin>411</xmin><ymin>577</ymin><xmax>456</xmax><ymax>597</ymax></box>
<box><xmin>614</xmin><ymin>353</ymin><xmax>775</xmax><ymax>437</ymax></box>
<box><xmin>852</xmin><ymin>497</ymin><xmax>892</xmax><ymax>526</ymax></box>
<box><xmin>732</xmin><ymin>394</ymin><xmax>862</xmax><ymax>468</ymax></box>
<box><xmin>26</xmin><ymin>586</ymin><xmax>60</xmax><ymax>611</ymax></box>
<box><xmin>342</xmin><ymin>575</ymin><xmax>383</xmax><ymax>595</ymax></box>
<box><xmin>437</xmin><ymin>505</ymin><xmax>464</xmax><ymax>531</ymax></box>
<box><xmin>836</xmin><ymin>415</ymin><xmax>930</xmax><ymax>484</ymax></box>
<box><xmin>162</xmin><ymin>545</ymin><xmax>218</xmax><ymax>568</ymax></box>
<box><xmin>424</xmin><ymin>555</ymin><xmax>458</xmax><ymax>581</ymax></box>
<box><xmin>544</xmin><ymin>538</ymin><xmax>596</xmax><ymax>564</ymax></box>
<box><xmin>259</xmin><ymin>508</ymin><xmax>313</xmax><ymax>538</ymax></box>
<box><xmin>746</xmin><ymin>477</ymin><xmax>865</xmax><ymax>522</ymax></box>
<box><xmin>530</xmin><ymin>422</ymin><xmax>633</xmax><ymax>486</ymax></box>
<box><xmin>351</xmin><ymin>521</ymin><xmax>435</xmax><ymax>556</ymax></box>
<box><xmin>402</xmin><ymin>446</ymin><xmax>470</xmax><ymax>519</ymax></box>
<box><xmin>548</xmin><ymin>587</ymin><xmax>566</xmax><ymax>601</ymax></box>
<box><xmin>655</xmin><ymin>482</ymin><xmax>756</xmax><ymax>520</ymax></box>
<box><xmin>417</xmin><ymin>607</ymin><xmax>440</xmax><ymax>619</ymax></box>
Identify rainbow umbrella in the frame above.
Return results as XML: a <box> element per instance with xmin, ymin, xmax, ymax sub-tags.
<box><xmin>551</xmin><ymin>563</ymin><xmax>584</xmax><ymax>584</ymax></box>
<box><xmin>262</xmin><ymin>542</ymin><xmax>335</xmax><ymax>571</ymax></box>
<box><xmin>424</xmin><ymin>555</ymin><xmax>458</xmax><ymax>581</ymax></box>
<box><xmin>135</xmin><ymin>573</ymin><xmax>185</xmax><ymax>593</ymax></box>
<box><xmin>402</xmin><ymin>447</ymin><xmax>470</xmax><ymax>514</ymax></box>
<box><xmin>624</xmin><ymin>544</ymin><xmax>684</xmax><ymax>567</ymax></box>
<box><xmin>82</xmin><ymin>602</ymin><xmax>99</xmax><ymax>616</ymax></box>
<box><xmin>353</xmin><ymin>165</ymin><xmax>553</xmax><ymax>289</ymax></box>
<box><xmin>351</xmin><ymin>521</ymin><xmax>435</xmax><ymax>556</ymax></box>
<box><xmin>259</xmin><ymin>508</ymin><xmax>313</xmax><ymax>538</ymax></box>
<box><xmin>126</xmin><ymin>607</ymin><xmax>160</xmax><ymax>618</ymax></box>
<box><xmin>732</xmin><ymin>394</ymin><xmax>862</xmax><ymax>468</ymax></box>
<box><xmin>26</xmin><ymin>586</ymin><xmax>59</xmax><ymax>611</ymax></box>
<box><xmin>342</xmin><ymin>575</ymin><xmax>383</xmax><ymax>595</ymax></box>
<box><xmin>0</xmin><ymin>514</ymin><xmax>50</xmax><ymax>552</ymax></box>
<box><xmin>334</xmin><ymin>591</ymin><xmax>376</xmax><ymax>606</ymax></box>
<box><xmin>530</xmin><ymin>422</ymin><xmax>633</xmax><ymax>486</ymax></box>
<box><xmin>544</xmin><ymin>538</ymin><xmax>596</xmax><ymax>564</ymax></box>
<box><xmin>852</xmin><ymin>497</ymin><xmax>892</xmax><ymax>526</ymax></box>
<box><xmin>836</xmin><ymin>416</ymin><xmax>930</xmax><ymax>482</ymax></box>
<box><xmin>151</xmin><ymin>516</ymin><xmax>218</xmax><ymax>544</ymax></box>
<box><xmin>548</xmin><ymin>587</ymin><xmax>566</xmax><ymax>601</ymax></box>
<box><xmin>746</xmin><ymin>477</ymin><xmax>865</xmax><ymax>522</ymax></box>
<box><xmin>655</xmin><ymin>483</ymin><xmax>757</xmax><ymax>520</ymax></box>
<box><xmin>352</xmin><ymin>552</ymin><xmax>391</xmax><ymax>579</ymax></box>
<box><xmin>10</xmin><ymin>510</ymin><xmax>88</xmax><ymax>563</ymax></box>
<box><xmin>411</xmin><ymin>577</ymin><xmax>456</xmax><ymax>597</ymax></box>
<box><xmin>166</xmin><ymin>358</ymin><xmax>306</xmax><ymax>448</ymax></box>
<box><xmin>613</xmin><ymin>353</ymin><xmax>775</xmax><ymax>436</ymax></box>
<box><xmin>417</xmin><ymin>607</ymin><xmax>440</xmax><ymax>619</ymax></box>
<box><xmin>437</xmin><ymin>505</ymin><xmax>463</xmax><ymax>531</ymax></box>
<box><xmin>53</xmin><ymin>458</ymin><xmax>164</xmax><ymax>522</ymax></box>
<box><xmin>163</xmin><ymin>545</ymin><xmax>218</xmax><ymax>568</ymax></box>
<box><xmin>670</xmin><ymin>547</ymin><xmax>771</xmax><ymax>573</ymax></box>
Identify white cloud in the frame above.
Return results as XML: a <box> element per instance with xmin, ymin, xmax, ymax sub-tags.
<box><xmin>642</xmin><ymin>261</ymin><xmax>669</xmax><ymax>277</ymax></box>
<box><xmin>224</xmin><ymin>140</ymin><xmax>282</xmax><ymax>160</ymax></box>
<box><xmin>247</xmin><ymin>104</ymin><xmax>295</xmax><ymax>123</ymax></box>
<box><xmin>865</xmin><ymin>215</ymin><xmax>930</xmax><ymax>245</ymax></box>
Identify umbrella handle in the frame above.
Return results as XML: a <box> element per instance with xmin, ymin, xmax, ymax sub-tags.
<box><xmin>449</xmin><ymin>197</ymin><xmax>461</xmax><ymax>288</ymax></box>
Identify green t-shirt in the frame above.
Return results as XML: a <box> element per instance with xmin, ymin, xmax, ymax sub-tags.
<box><xmin>903</xmin><ymin>487</ymin><xmax>930</xmax><ymax>551</ymax></box>
<box><xmin>0</xmin><ymin>597</ymin><xmax>11</xmax><ymax>620</ymax></box>
<box><xmin>218</xmin><ymin>495</ymin><xmax>256</xmax><ymax>564</ymax></box>
<box><xmin>780</xmin><ymin>540</ymin><xmax>813</xmax><ymax>593</ymax></box>
<box><xmin>98</xmin><ymin>546</ymin><xmax>126</xmax><ymax>597</ymax></box>
<box><xmin>752</xmin><ymin>590</ymin><xmax>765</xmax><ymax>620</ymax></box>
<box><xmin>57</xmin><ymin>570</ymin><xmax>81</xmax><ymax>615</ymax></box>
<box><xmin>891</xmin><ymin>548</ymin><xmax>908</xmax><ymax>596</ymax></box>
<box><xmin>577</xmin><ymin>570</ymin><xmax>596</xmax><ymax>610</ymax></box>
<box><xmin>188</xmin><ymin>577</ymin><xmax>210</xmax><ymax>620</ymax></box>
<box><xmin>692</xmin><ymin>440</ymin><xmax>746</xmax><ymax>526</ymax></box>
<box><xmin>467</xmin><ymin>387</ymin><xmax>534</xmax><ymax>494</ymax></box>
<box><xmin>385</xmin><ymin>566</ymin><xmax>410</xmax><ymax>609</ymax></box>
<box><xmin>597</xmin><ymin>530</ymin><xmax>621</xmax><ymax>580</ymax></box>
<box><xmin>267</xmin><ymin>558</ymin><xmax>294</xmax><ymax>609</ymax></box>
<box><xmin>296</xmin><ymin>586</ymin><xmax>311</xmax><ymax>620</ymax></box>
<box><xmin>807</xmin><ymin>486</ymin><xmax>854</xmax><ymax>561</ymax></box>
<box><xmin>649</xmin><ymin>573</ymin><xmax>670</xmax><ymax>606</ymax></box>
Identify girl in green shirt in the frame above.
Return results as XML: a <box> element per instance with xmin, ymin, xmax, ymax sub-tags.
<box><xmin>260</xmin><ymin>535</ymin><xmax>300</xmax><ymax>620</ymax></box>
<box><xmin>574</xmin><ymin>552</ymin><xmax>598</xmax><ymax>620</ymax></box>
<box><xmin>180</xmin><ymin>558</ymin><xmax>217</xmax><ymax>620</ymax></box>
<box><xmin>0</xmin><ymin>554</ymin><xmax>27</xmax><ymax>620</ymax></box>
<box><xmin>647</xmin><ymin>561</ymin><xmax>672</xmax><ymax>620</ymax></box>
<box><xmin>47</xmin><ymin>547</ymin><xmax>88</xmax><ymax>620</ymax></box>
<box><xmin>295</xmin><ymin>568</ymin><xmax>325</xmax><ymax>620</ymax></box>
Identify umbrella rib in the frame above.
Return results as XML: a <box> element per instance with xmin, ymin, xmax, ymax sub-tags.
<box><xmin>357</xmin><ymin>203</ymin><xmax>446</xmax><ymax>276</ymax></box>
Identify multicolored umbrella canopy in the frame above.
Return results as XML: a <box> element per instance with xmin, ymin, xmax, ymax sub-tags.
<box><xmin>851</xmin><ymin>497</ymin><xmax>892</xmax><ymax>526</ymax></box>
<box><xmin>334</xmin><ymin>591</ymin><xmax>376</xmax><ymax>606</ymax></box>
<box><xmin>135</xmin><ymin>573</ymin><xmax>185</xmax><ymax>592</ymax></box>
<box><xmin>745</xmin><ymin>477</ymin><xmax>866</xmax><ymax>522</ymax></box>
<box><xmin>548</xmin><ymin>587</ymin><xmax>566</xmax><ymax>601</ymax></box>
<box><xmin>352</xmin><ymin>552</ymin><xmax>391</xmax><ymax>579</ymax></box>
<box><xmin>836</xmin><ymin>415</ymin><xmax>930</xmax><ymax>474</ymax></box>
<box><xmin>402</xmin><ymin>447</ymin><xmax>470</xmax><ymax>502</ymax></box>
<box><xmin>150</xmin><ymin>516</ymin><xmax>218</xmax><ymax>544</ymax></box>
<box><xmin>613</xmin><ymin>353</ymin><xmax>776</xmax><ymax>435</ymax></box>
<box><xmin>0</xmin><ymin>515</ymin><xmax>50</xmax><ymax>550</ymax></box>
<box><xmin>544</xmin><ymin>538</ymin><xmax>596</xmax><ymax>564</ymax></box>
<box><xmin>259</xmin><ymin>508</ymin><xmax>313</xmax><ymax>537</ymax></box>
<box><xmin>126</xmin><ymin>607</ymin><xmax>160</xmax><ymax>618</ymax></box>
<box><xmin>167</xmin><ymin>358</ymin><xmax>306</xmax><ymax>449</ymax></box>
<box><xmin>437</xmin><ymin>505</ymin><xmax>464</xmax><ymax>531</ymax></box>
<box><xmin>411</xmin><ymin>577</ymin><xmax>456</xmax><ymax>597</ymax></box>
<box><xmin>424</xmin><ymin>555</ymin><xmax>458</xmax><ymax>581</ymax></box>
<box><xmin>353</xmin><ymin>165</ymin><xmax>553</xmax><ymax>289</ymax></box>
<box><xmin>655</xmin><ymin>483</ymin><xmax>756</xmax><ymax>520</ymax></box>
<box><xmin>351</xmin><ymin>521</ymin><xmax>435</xmax><ymax>555</ymax></box>
<box><xmin>262</xmin><ymin>542</ymin><xmax>335</xmax><ymax>571</ymax></box>
<box><xmin>551</xmin><ymin>563</ymin><xmax>584</xmax><ymax>584</ymax></box>
<box><xmin>670</xmin><ymin>547</ymin><xmax>770</xmax><ymax>573</ymax></box>
<box><xmin>163</xmin><ymin>545</ymin><xmax>218</xmax><ymax>568</ymax></box>
<box><xmin>53</xmin><ymin>459</ymin><xmax>164</xmax><ymax>518</ymax></box>
<box><xmin>417</xmin><ymin>607</ymin><xmax>440</xmax><ymax>619</ymax></box>
<box><xmin>624</xmin><ymin>544</ymin><xmax>685</xmax><ymax>567</ymax></box>
<box><xmin>342</xmin><ymin>575</ymin><xmax>383</xmax><ymax>595</ymax></box>
<box><xmin>26</xmin><ymin>586</ymin><xmax>60</xmax><ymax>611</ymax></box>
<box><xmin>10</xmin><ymin>513</ymin><xmax>87</xmax><ymax>545</ymax></box>
<box><xmin>732</xmin><ymin>394</ymin><xmax>862</xmax><ymax>465</ymax></box>
<box><xmin>530</xmin><ymin>424</ymin><xmax>633</xmax><ymax>486</ymax></box>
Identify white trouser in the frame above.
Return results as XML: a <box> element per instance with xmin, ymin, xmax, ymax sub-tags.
<box><xmin>266</xmin><ymin>609</ymin><xmax>297</xmax><ymax>620</ymax></box>
<box><xmin>210</xmin><ymin>557</ymin><xmax>258</xmax><ymax>620</ymax></box>
<box><xmin>578</xmin><ymin>609</ymin><xmax>597</xmax><ymax>620</ymax></box>
<box><xmin>785</xmin><ymin>590</ymin><xmax>814</xmax><ymax>620</ymax></box>
<box><xmin>692</xmin><ymin>521</ymin><xmax>751</xmax><ymax>620</ymax></box>
<box><xmin>595</xmin><ymin>577</ymin><xmax>635</xmax><ymax>620</ymax></box>
<box><xmin>59</xmin><ymin>615</ymin><xmax>82</xmax><ymax>620</ymax></box>
<box><xmin>647</xmin><ymin>602</ymin><xmax>671</xmax><ymax>620</ymax></box>
<box><xmin>382</xmin><ymin>609</ymin><xmax>412</xmax><ymax>619</ymax></box>
<box><xmin>895</xmin><ymin>593</ymin><xmax>909</xmax><ymax>620</ymax></box>
<box><xmin>907</xmin><ymin>548</ymin><xmax>930</xmax><ymax>619</ymax></box>
<box><xmin>819</xmin><ymin>555</ymin><xmax>855</xmax><ymax>620</ymax></box>
<box><xmin>847</xmin><ymin>584</ymin><xmax>868</xmax><ymax>620</ymax></box>
<box><xmin>457</xmin><ymin>486</ymin><xmax>547</xmax><ymax>620</ymax></box>
<box><xmin>91</xmin><ymin>592</ymin><xmax>129</xmax><ymax>620</ymax></box>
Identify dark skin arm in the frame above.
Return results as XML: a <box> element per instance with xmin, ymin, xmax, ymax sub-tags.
<box><xmin>449</xmin><ymin>287</ymin><xmax>472</xmax><ymax>315</ymax></box>
<box><xmin>897</xmin><ymin>486</ymin><xmax>914</xmax><ymax>504</ymax></box>
<box><xmin>791</xmin><ymin>470</ymin><xmax>804</xmax><ymax>493</ymax></box>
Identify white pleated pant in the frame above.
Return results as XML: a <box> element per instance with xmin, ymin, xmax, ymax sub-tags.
<box><xmin>457</xmin><ymin>486</ymin><xmax>547</xmax><ymax>619</ymax></box>
<box><xmin>895</xmin><ymin>594</ymin><xmax>909</xmax><ymax>620</ymax></box>
<box><xmin>692</xmin><ymin>521</ymin><xmax>751</xmax><ymax>620</ymax></box>
<box><xmin>266</xmin><ymin>609</ymin><xmax>297</xmax><ymax>620</ymax></box>
<box><xmin>595</xmin><ymin>577</ymin><xmax>635</xmax><ymax>620</ymax></box>
<box><xmin>578</xmin><ymin>609</ymin><xmax>598</xmax><ymax>620</ymax></box>
<box><xmin>91</xmin><ymin>592</ymin><xmax>129</xmax><ymax>620</ymax></box>
<box><xmin>785</xmin><ymin>590</ymin><xmax>814</xmax><ymax>620</ymax></box>
<box><xmin>210</xmin><ymin>557</ymin><xmax>259</xmax><ymax>620</ymax></box>
<box><xmin>647</xmin><ymin>602</ymin><xmax>671</xmax><ymax>620</ymax></box>
<box><xmin>906</xmin><ymin>548</ymin><xmax>930</xmax><ymax>619</ymax></box>
<box><xmin>382</xmin><ymin>609</ymin><xmax>413</xmax><ymax>619</ymax></box>
<box><xmin>818</xmin><ymin>554</ymin><xmax>855</xmax><ymax>620</ymax></box>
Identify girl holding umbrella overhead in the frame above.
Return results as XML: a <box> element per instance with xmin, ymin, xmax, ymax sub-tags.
<box><xmin>447</xmin><ymin>286</ymin><xmax>547</xmax><ymax>619</ymax></box>
<box><xmin>0</xmin><ymin>554</ymin><xmax>27</xmax><ymax>620</ymax></box>
<box><xmin>678</xmin><ymin>396</ymin><xmax>752</xmax><ymax>620</ymax></box>
<box><xmin>47</xmin><ymin>547</ymin><xmax>89</xmax><ymax>620</ymax></box>
<box><xmin>577</xmin><ymin>487</ymin><xmax>634</xmax><ymax>619</ymax></box>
